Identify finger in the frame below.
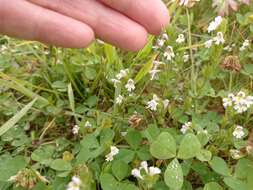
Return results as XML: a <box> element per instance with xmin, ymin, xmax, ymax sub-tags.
<box><xmin>0</xmin><ymin>0</ymin><xmax>94</xmax><ymax>48</ymax></box>
<box><xmin>99</xmin><ymin>0</ymin><xmax>170</xmax><ymax>34</ymax></box>
<box><xmin>28</xmin><ymin>0</ymin><xmax>148</xmax><ymax>51</ymax></box>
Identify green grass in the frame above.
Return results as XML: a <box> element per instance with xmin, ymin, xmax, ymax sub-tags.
<box><xmin>0</xmin><ymin>1</ymin><xmax>253</xmax><ymax>190</ymax></box>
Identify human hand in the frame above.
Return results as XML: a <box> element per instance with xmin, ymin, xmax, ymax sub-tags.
<box><xmin>0</xmin><ymin>0</ymin><xmax>169</xmax><ymax>51</ymax></box>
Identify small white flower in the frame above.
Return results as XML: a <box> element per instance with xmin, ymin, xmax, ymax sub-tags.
<box><xmin>125</xmin><ymin>79</ymin><xmax>135</xmax><ymax>92</ymax></box>
<box><xmin>239</xmin><ymin>40</ymin><xmax>250</xmax><ymax>51</ymax></box>
<box><xmin>230</xmin><ymin>149</ymin><xmax>243</xmax><ymax>159</ymax></box>
<box><xmin>140</xmin><ymin>161</ymin><xmax>149</xmax><ymax>173</ymax></box>
<box><xmin>84</xmin><ymin>121</ymin><xmax>92</xmax><ymax>128</ymax></box>
<box><xmin>149</xmin><ymin>69</ymin><xmax>161</xmax><ymax>80</ymax></box>
<box><xmin>224</xmin><ymin>45</ymin><xmax>232</xmax><ymax>52</ymax></box>
<box><xmin>213</xmin><ymin>32</ymin><xmax>225</xmax><ymax>45</ymax></box>
<box><xmin>116</xmin><ymin>69</ymin><xmax>129</xmax><ymax>80</ymax></box>
<box><xmin>105</xmin><ymin>146</ymin><xmax>119</xmax><ymax>162</ymax></box>
<box><xmin>204</xmin><ymin>39</ymin><xmax>213</xmax><ymax>48</ymax></box>
<box><xmin>72</xmin><ymin>125</ymin><xmax>80</xmax><ymax>135</ymax></box>
<box><xmin>183</xmin><ymin>53</ymin><xmax>190</xmax><ymax>62</ymax></box>
<box><xmin>164</xmin><ymin>46</ymin><xmax>175</xmax><ymax>61</ymax></box>
<box><xmin>116</xmin><ymin>95</ymin><xmax>124</xmax><ymax>105</ymax></box>
<box><xmin>131</xmin><ymin>168</ymin><xmax>143</xmax><ymax>179</ymax></box>
<box><xmin>148</xmin><ymin>167</ymin><xmax>161</xmax><ymax>176</ymax></box>
<box><xmin>176</xmin><ymin>34</ymin><xmax>185</xmax><ymax>44</ymax></box>
<box><xmin>233</xmin><ymin>125</ymin><xmax>245</xmax><ymax>139</ymax></box>
<box><xmin>180</xmin><ymin>122</ymin><xmax>192</xmax><ymax>134</ymax></box>
<box><xmin>146</xmin><ymin>94</ymin><xmax>159</xmax><ymax>111</ymax></box>
<box><xmin>111</xmin><ymin>79</ymin><xmax>121</xmax><ymax>87</ymax></box>
<box><xmin>208</xmin><ymin>16</ymin><xmax>223</xmax><ymax>33</ymax></box>
<box><xmin>67</xmin><ymin>176</ymin><xmax>82</xmax><ymax>190</ymax></box>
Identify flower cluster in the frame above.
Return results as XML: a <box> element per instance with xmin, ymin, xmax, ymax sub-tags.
<box><xmin>72</xmin><ymin>125</ymin><xmax>80</xmax><ymax>135</ymax></box>
<box><xmin>239</xmin><ymin>39</ymin><xmax>250</xmax><ymax>51</ymax></box>
<box><xmin>105</xmin><ymin>146</ymin><xmax>119</xmax><ymax>162</ymax></box>
<box><xmin>180</xmin><ymin>121</ymin><xmax>192</xmax><ymax>134</ymax></box>
<box><xmin>222</xmin><ymin>91</ymin><xmax>253</xmax><ymax>113</ymax></box>
<box><xmin>232</xmin><ymin>125</ymin><xmax>245</xmax><ymax>139</ymax></box>
<box><xmin>149</xmin><ymin>61</ymin><xmax>164</xmax><ymax>81</ymax></box>
<box><xmin>205</xmin><ymin>31</ymin><xmax>225</xmax><ymax>48</ymax></box>
<box><xmin>111</xmin><ymin>69</ymin><xmax>130</xmax><ymax>87</ymax></box>
<box><xmin>67</xmin><ymin>176</ymin><xmax>82</xmax><ymax>190</ymax></box>
<box><xmin>131</xmin><ymin>161</ymin><xmax>161</xmax><ymax>180</ymax></box>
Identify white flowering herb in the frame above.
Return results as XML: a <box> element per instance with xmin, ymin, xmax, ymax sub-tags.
<box><xmin>176</xmin><ymin>34</ymin><xmax>185</xmax><ymax>44</ymax></box>
<box><xmin>180</xmin><ymin>122</ymin><xmax>192</xmax><ymax>134</ymax></box>
<box><xmin>116</xmin><ymin>95</ymin><xmax>124</xmax><ymax>105</ymax></box>
<box><xmin>131</xmin><ymin>161</ymin><xmax>161</xmax><ymax>180</ymax></box>
<box><xmin>105</xmin><ymin>146</ymin><xmax>119</xmax><ymax>162</ymax></box>
<box><xmin>163</xmin><ymin>99</ymin><xmax>170</xmax><ymax>109</ymax></box>
<box><xmin>67</xmin><ymin>176</ymin><xmax>82</xmax><ymax>190</ymax></box>
<box><xmin>164</xmin><ymin>46</ymin><xmax>175</xmax><ymax>61</ymax></box>
<box><xmin>239</xmin><ymin>39</ymin><xmax>250</xmax><ymax>51</ymax></box>
<box><xmin>72</xmin><ymin>125</ymin><xmax>80</xmax><ymax>135</ymax></box>
<box><xmin>204</xmin><ymin>39</ymin><xmax>213</xmax><ymax>48</ymax></box>
<box><xmin>213</xmin><ymin>32</ymin><xmax>225</xmax><ymax>45</ymax></box>
<box><xmin>232</xmin><ymin>125</ymin><xmax>245</xmax><ymax>139</ymax></box>
<box><xmin>111</xmin><ymin>78</ymin><xmax>121</xmax><ymax>87</ymax></box>
<box><xmin>208</xmin><ymin>16</ymin><xmax>223</xmax><ymax>33</ymax></box>
<box><xmin>116</xmin><ymin>69</ymin><xmax>129</xmax><ymax>80</ymax></box>
<box><xmin>223</xmin><ymin>91</ymin><xmax>253</xmax><ymax>114</ymax></box>
<box><xmin>146</xmin><ymin>94</ymin><xmax>159</xmax><ymax>111</ymax></box>
<box><xmin>125</xmin><ymin>79</ymin><xmax>135</xmax><ymax>92</ymax></box>
<box><xmin>84</xmin><ymin>121</ymin><xmax>92</xmax><ymax>128</ymax></box>
<box><xmin>183</xmin><ymin>53</ymin><xmax>190</xmax><ymax>62</ymax></box>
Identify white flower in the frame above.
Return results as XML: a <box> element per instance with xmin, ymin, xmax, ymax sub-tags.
<box><xmin>146</xmin><ymin>94</ymin><xmax>159</xmax><ymax>111</ymax></box>
<box><xmin>105</xmin><ymin>146</ymin><xmax>119</xmax><ymax>162</ymax></box>
<box><xmin>111</xmin><ymin>79</ymin><xmax>121</xmax><ymax>87</ymax></box>
<box><xmin>222</xmin><ymin>93</ymin><xmax>234</xmax><ymax>108</ymax></box>
<box><xmin>176</xmin><ymin>34</ymin><xmax>185</xmax><ymax>44</ymax></box>
<box><xmin>164</xmin><ymin>46</ymin><xmax>175</xmax><ymax>61</ymax></box>
<box><xmin>239</xmin><ymin>40</ymin><xmax>250</xmax><ymax>51</ymax></box>
<box><xmin>183</xmin><ymin>53</ymin><xmax>190</xmax><ymax>62</ymax></box>
<box><xmin>233</xmin><ymin>125</ymin><xmax>245</xmax><ymax>139</ymax></box>
<box><xmin>213</xmin><ymin>32</ymin><xmax>225</xmax><ymax>45</ymax></box>
<box><xmin>148</xmin><ymin>167</ymin><xmax>161</xmax><ymax>176</ymax></box>
<box><xmin>204</xmin><ymin>39</ymin><xmax>213</xmax><ymax>48</ymax></box>
<box><xmin>116</xmin><ymin>69</ymin><xmax>129</xmax><ymax>80</ymax></box>
<box><xmin>208</xmin><ymin>16</ymin><xmax>223</xmax><ymax>33</ymax></box>
<box><xmin>72</xmin><ymin>125</ymin><xmax>80</xmax><ymax>135</ymax></box>
<box><xmin>224</xmin><ymin>45</ymin><xmax>232</xmax><ymax>52</ymax></box>
<box><xmin>230</xmin><ymin>149</ymin><xmax>243</xmax><ymax>159</ymax></box>
<box><xmin>125</xmin><ymin>79</ymin><xmax>135</xmax><ymax>92</ymax></box>
<box><xmin>180</xmin><ymin>122</ymin><xmax>192</xmax><ymax>134</ymax></box>
<box><xmin>116</xmin><ymin>95</ymin><xmax>124</xmax><ymax>105</ymax></box>
<box><xmin>140</xmin><ymin>161</ymin><xmax>149</xmax><ymax>173</ymax></box>
<box><xmin>131</xmin><ymin>168</ymin><xmax>143</xmax><ymax>179</ymax></box>
<box><xmin>149</xmin><ymin>69</ymin><xmax>161</xmax><ymax>80</ymax></box>
<box><xmin>84</xmin><ymin>121</ymin><xmax>92</xmax><ymax>128</ymax></box>
<box><xmin>67</xmin><ymin>176</ymin><xmax>82</xmax><ymax>190</ymax></box>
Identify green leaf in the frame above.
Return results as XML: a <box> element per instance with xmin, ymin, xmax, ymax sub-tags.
<box><xmin>164</xmin><ymin>159</ymin><xmax>184</xmax><ymax>190</ymax></box>
<box><xmin>0</xmin><ymin>156</ymin><xmax>27</xmax><ymax>181</ymax></box>
<box><xmin>235</xmin><ymin>158</ymin><xmax>253</xmax><ymax>179</ymax></box>
<box><xmin>209</xmin><ymin>156</ymin><xmax>231</xmax><ymax>176</ymax></box>
<box><xmin>204</xmin><ymin>182</ymin><xmax>223</xmax><ymax>190</ymax></box>
<box><xmin>177</xmin><ymin>134</ymin><xmax>201</xmax><ymax>159</ymax></box>
<box><xmin>142</xmin><ymin>124</ymin><xmax>160</xmax><ymax>143</ymax></box>
<box><xmin>31</xmin><ymin>145</ymin><xmax>55</xmax><ymax>165</ymax></box>
<box><xmin>223</xmin><ymin>177</ymin><xmax>248</xmax><ymax>190</ymax></box>
<box><xmin>49</xmin><ymin>159</ymin><xmax>72</xmax><ymax>171</ymax></box>
<box><xmin>134</xmin><ymin>54</ymin><xmax>156</xmax><ymax>83</ymax></box>
<box><xmin>100</xmin><ymin>173</ymin><xmax>118</xmax><ymax>190</ymax></box>
<box><xmin>67</xmin><ymin>83</ymin><xmax>75</xmax><ymax>112</ymax></box>
<box><xmin>125</xmin><ymin>130</ymin><xmax>142</xmax><ymax>149</ymax></box>
<box><xmin>100</xmin><ymin>128</ymin><xmax>115</xmax><ymax>146</ymax></box>
<box><xmin>150</xmin><ymin>132</ymin><xmax>177</xmax><ymax>159</ymax></box>
<box><xmin>114</xmin><ymin>149</ymin><xmax>135</xmax><ymax>163</ymax></box>
<box><xmin>0</xmin><ymin>99</ymin><xmax>37</xmax><ymax>136</ymax></box>
<box><xmin>196</xmin><ymin>149</ymin><xmax>212</xmax><ymax>162</ymax></box>
<box><xmin>112</xmin><ymin>160</ymin><xmax>129</xmax><ymax>181</ymax></box>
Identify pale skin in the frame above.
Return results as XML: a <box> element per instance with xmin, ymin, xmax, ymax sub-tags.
<box><xmin>0</xmin><ymin>0</ymin><xmax>169</xmax><ymax>51</ymax></box>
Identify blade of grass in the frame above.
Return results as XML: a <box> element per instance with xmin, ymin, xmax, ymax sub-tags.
<box><xmin>0</xmin><ymin>99</ymin><xmax>37</xmax><ymax>136</ymax></box>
